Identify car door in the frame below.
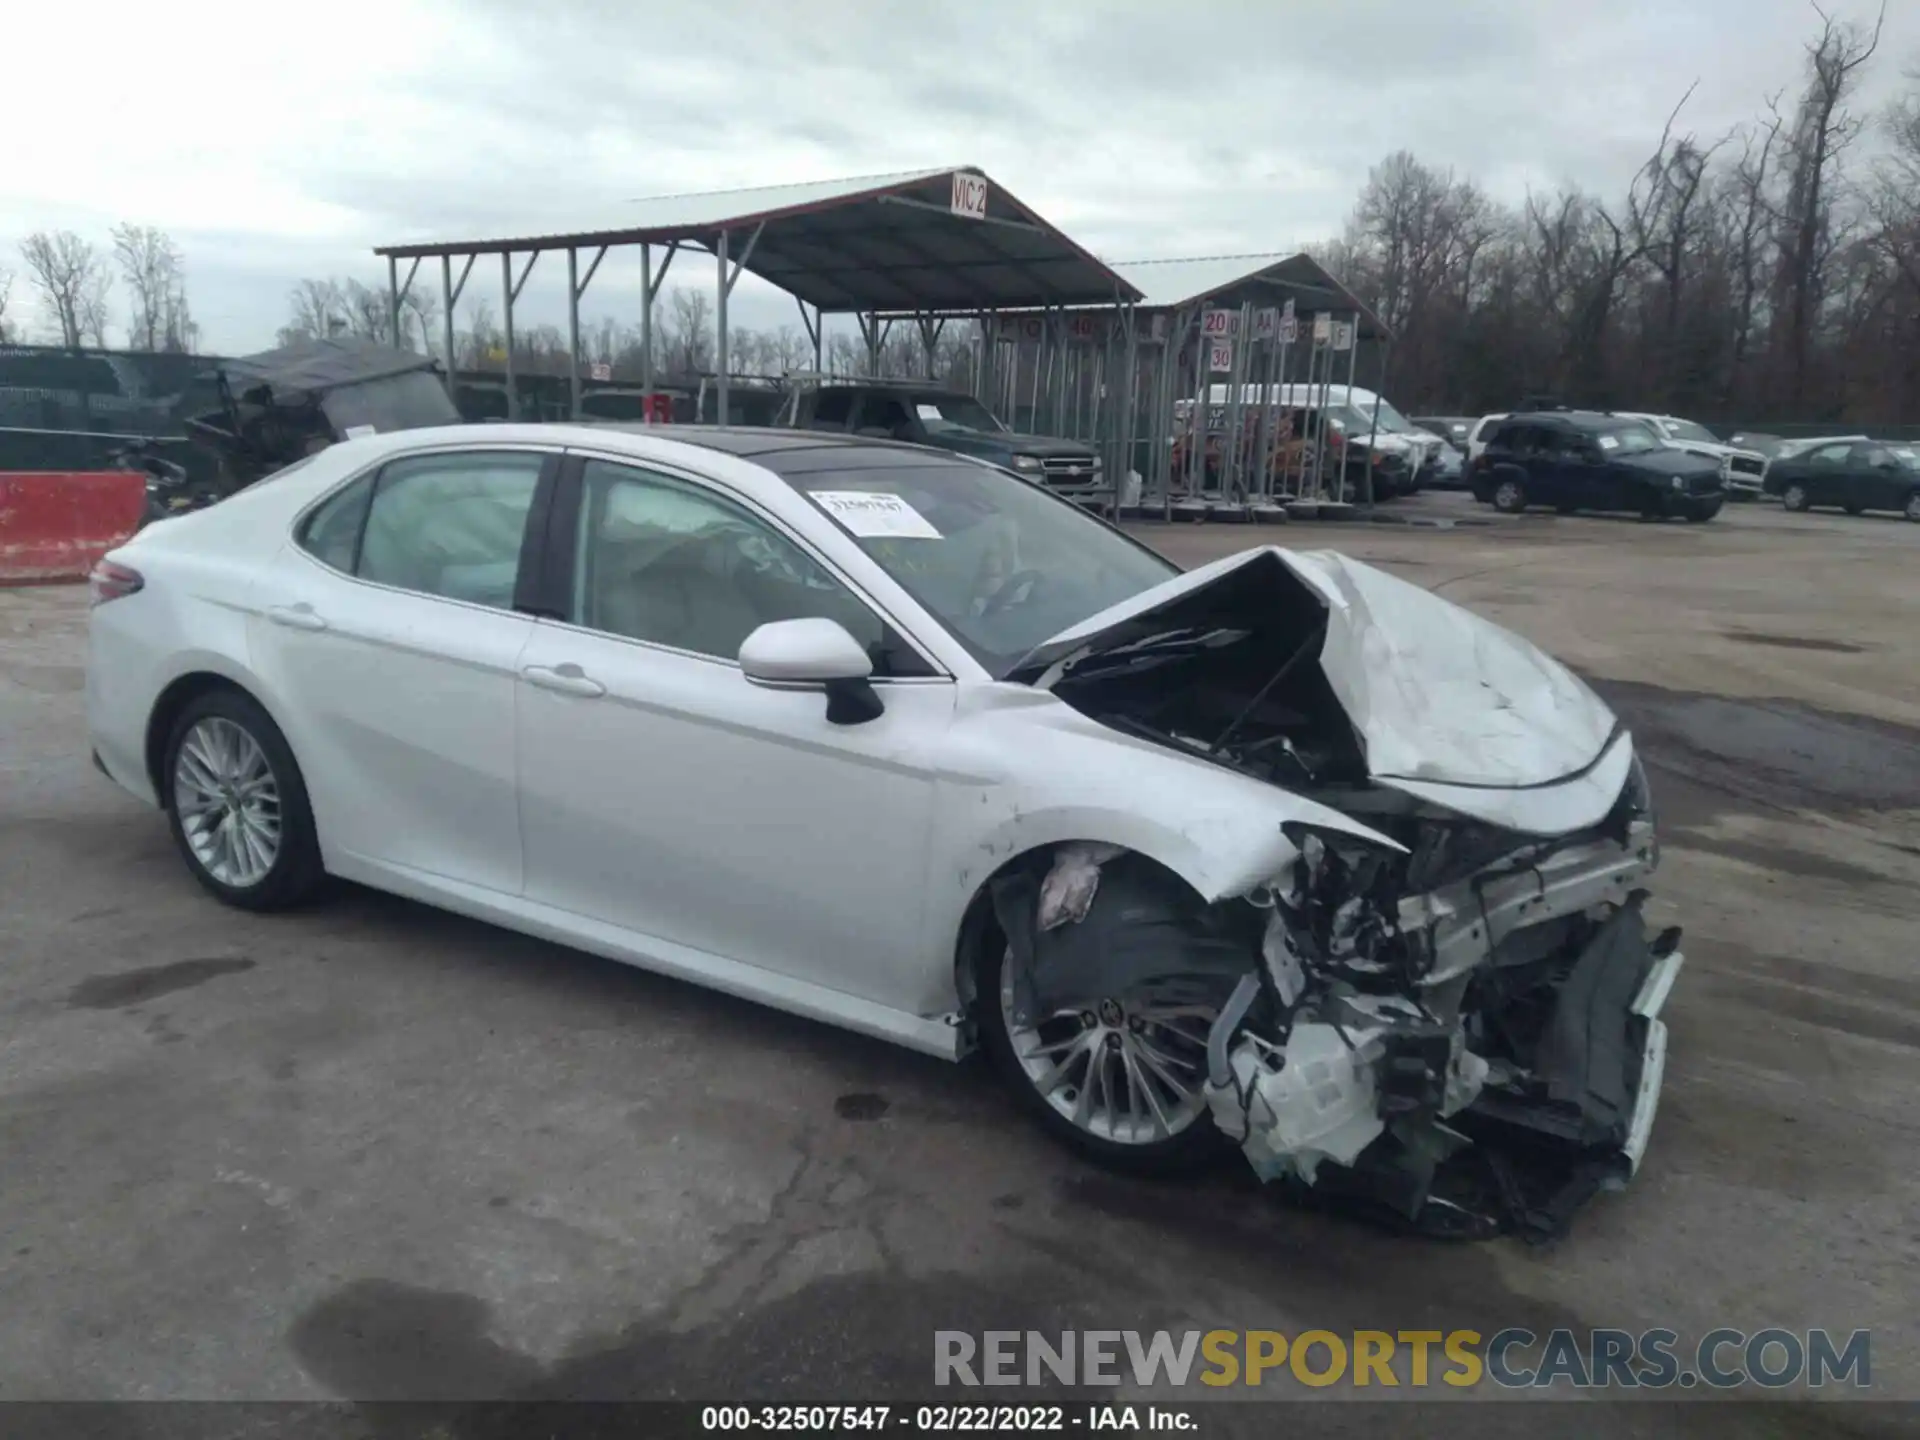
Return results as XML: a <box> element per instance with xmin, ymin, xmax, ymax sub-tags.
<box><xmin>513</xmin><ymin>454</ymin><xmax>957</xmax><ymax>1013</ymax></box>
<box><xmin>1848</xmin><ymin>443</ymin><xmax>1903</xmax><ymax>512</ymax></box>
<box><xmin>1801</xmin><ymin>443</ymin><xmax>1854</xmax><ymax>508</ymax></box>
<box><xmin>248</xmin><ymin>446</ymin><xmax>556</xmax><ymax>895</ymax></box>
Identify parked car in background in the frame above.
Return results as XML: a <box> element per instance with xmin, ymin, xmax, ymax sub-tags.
<box><xmin>1762</xmin><ymin>439</ymin><xmax>1920</xmax><ymax>520</ymax></box>
<box><xmin>783</xmin><ymin>380</ymin><xmax>1105</xmax><ymax>501</ymax></box>
<box><xmin>1613</xmin><ymin>412</ymin><xmax>1768</xmax><ymax>498</ymax></box>
<box><xmin>1464</xmin><ymin>413</ymin><xmax>1509</xmax><ymax>464</ymax></box>
<box><xmin>1470</xmin><ymin>410</ymin><xmax>1725</xmax><ymax>520</ymax></box>
<box><xmin>1411</xmin><ymin>415</ymin><xmax>1475</xmax><ymax>450</ymax></box>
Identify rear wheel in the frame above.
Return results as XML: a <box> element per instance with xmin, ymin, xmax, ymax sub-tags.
<box><xmin>1905</xmin><ymin>489</ymin><xmax>1920</xmax><ymax>523</ymax></box>
<box><xmin>1844</xmin><ymin>502</ymin><xmax>1865</xmax><ymax>516</ymax></box>
<box><xmin>164</xmin><ymin>689</ymin><xmax>324</xmax><ymax>911</ymax></box>
<box><xmin>1491</xmin><ymin>474</ymin><xmax>1528</xmax><ymax>514</ymax></box>
<box><xmin>974</xmin><ymin>932</ymin><xmax>1226</xmax><ymax>1176</ymax></box>
<box><xmin>1782</xmin><ymin>483</ymin><xmax>1810</xmax><ymax>512</ymax></box>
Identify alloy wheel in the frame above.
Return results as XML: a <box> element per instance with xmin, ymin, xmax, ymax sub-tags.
<box><xmin>172</xmin><ymin>716</ymin><xmax>282</xmax><ymax>888</ymax></box>
<box><xmin>999</xmin><ymin>958</ymin><xmax>1215</xmax><ymax>1145</ymax></box>
<box><xmin>1783</xmin><ymin>484</ymin><xmax>1808</xmax><ymax>511</ymax></box>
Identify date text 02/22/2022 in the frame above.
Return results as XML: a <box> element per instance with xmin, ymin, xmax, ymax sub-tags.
<box><xmin>700</xmin><ymin>1404</ymin><xmax>1196</xmax><ymax>1432</ymax></box>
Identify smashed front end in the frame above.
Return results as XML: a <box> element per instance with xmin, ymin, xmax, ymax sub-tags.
<box><xmin>1003</xmin><ymin>547</ymin><xmax>1686</xmax><ymax>1240</ymax></box>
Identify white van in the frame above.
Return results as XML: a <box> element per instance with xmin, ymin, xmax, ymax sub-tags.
<box><xmin>1192</xmin><ymin>382</ymin><xmax>1445</xmax><ymax>475</ymax></box>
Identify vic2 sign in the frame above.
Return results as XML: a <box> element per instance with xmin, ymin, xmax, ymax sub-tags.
<box><xmin>950</xmin><ymin>173</ymin><xmax>989</xmax><ymax>220</ymax></box>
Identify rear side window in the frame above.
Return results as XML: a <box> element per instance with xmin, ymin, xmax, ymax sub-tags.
<box><xmin>355</xmin><ymin>451</ymin><xmax>545</xmax><ymax>609</ymax></box>
<box><xmin>298</xmin><ymin>475</ymin><xmax>374</xmax><ymax>571</ymax></box>
<box><xmin>810</xmin><ymin>392</ymin><xmax>854</xmax><ymax>427</ymax></box>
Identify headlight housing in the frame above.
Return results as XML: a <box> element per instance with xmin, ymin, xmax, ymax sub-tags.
<box><xmin>1670</xmin><ymin>475</ymin><xmax>1685</xmax><ymax>490</ymax></box>
<box><xmin>1011</xmin><ymin>455</ymin><xmax>1042</xmax><ymax>472</ymax></box>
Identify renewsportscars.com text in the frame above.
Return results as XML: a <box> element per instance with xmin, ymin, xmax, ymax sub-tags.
<box><xmin>934</xmin><ymin>1328</ymin><xmax>1871</xmax><ymax>1391</ymax></box>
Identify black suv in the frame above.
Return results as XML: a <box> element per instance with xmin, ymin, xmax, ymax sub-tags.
<box><xmin>783</xmin><ymin>383</ymin><xmax>1105</xmax><ymax>499</ymax></box>
<box><xmin>1469</xmin><ymin>411</ymin><xmax>1726</xmax><ymax>521</ymax></box>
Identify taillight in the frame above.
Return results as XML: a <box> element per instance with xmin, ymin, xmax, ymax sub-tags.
<box><xmin>88</xmin><ymin>559</ymin><xmax>144</xmax><ymax>606</ymax></box>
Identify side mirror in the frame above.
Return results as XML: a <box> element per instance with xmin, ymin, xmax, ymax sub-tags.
<box><xmin>738</xmin><ymin>618</ymin><xmax>884</xmax><ymax>726</ymax></box>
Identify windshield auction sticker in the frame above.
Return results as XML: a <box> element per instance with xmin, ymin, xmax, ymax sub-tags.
<box><xmin>812</xmin><ymin>490</ymin><xmax>942</xmax><ymax>540</ymax></box>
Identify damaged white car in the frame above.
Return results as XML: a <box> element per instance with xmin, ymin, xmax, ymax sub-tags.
<box><xmin>85</xmin><ymin>424</ymin><xmax>1680</xmax><ymax>1238</ymax></box>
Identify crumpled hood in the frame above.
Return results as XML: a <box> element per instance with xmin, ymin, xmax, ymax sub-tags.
<box><xmin>1018</xmin><ymin>545</ymin><xmax>1618</xmax><ymax>793</ymax></box>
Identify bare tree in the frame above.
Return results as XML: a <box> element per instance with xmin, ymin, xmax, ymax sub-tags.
<box><xmin>1770</xmin><ymin>1</ymin><xmax>1887</xmax><ymax>407</ymax></box>
<box><xmin>111</xmin><ymin>224</ymin><xmax>187</xmax><ymax>351</ymax></box>
<box><xmin>663</xmin><ymin>287</ymin><xmax>714</xmax><ymax>373</ymax></box>
<box><xmin>0</xmin><ymin>267</ymin><xmax>15</xmax><ymax>343</ymax></box>
<box><xmin>19</xmin><ymin>230</ymin><xmax>111</xmax><ymax>347</ymax></box>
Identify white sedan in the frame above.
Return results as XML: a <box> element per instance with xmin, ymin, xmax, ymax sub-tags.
<box><xmin>85</xmin><ymin>424</ymin><xmax>1682</xmax><ymax>1234</ymax></box>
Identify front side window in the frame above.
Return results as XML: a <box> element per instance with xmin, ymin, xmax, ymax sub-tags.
<box><xmin>571</xmin><ymin>459</ymin><xmax>928</xmax><ymax>675</ymax></box>
<box><xmin>1808</xmin><ymin>444</ymin><xmax>1852</xmax><ymax>467</ymax></box>
<box><xmin>356</xmin><ymin>451</ymin><xmax>545</xmax><ymax>608</ymax></box>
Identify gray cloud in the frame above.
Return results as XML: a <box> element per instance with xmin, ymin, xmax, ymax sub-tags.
<box><xmin>4</xmin><ymin>0</ymin><xmax>1913</xmax><ymax>351</ymax></box>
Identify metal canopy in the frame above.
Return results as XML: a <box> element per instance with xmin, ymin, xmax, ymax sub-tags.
<box><xmin>373</xmin><ymin>167</ymin><xmax>1140</xmax><ymax>315</ymax></box>
<box><xmin>1109</xmin><ymin>252</ymin><xmax>1390</xmax><ymax>340</ymax></box>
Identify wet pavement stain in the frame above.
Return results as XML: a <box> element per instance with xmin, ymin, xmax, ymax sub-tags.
<box><xmin>65</xmin><ymin>957</ymin><xmax>255</xmax><ymax>1010</ymax></box>
<box><xmin>1588</xmin><ymin>677</ymin><xmax>1920</xmax><ymax>819</ymax></box>
<box><xmin>1669</xmin><ymin>831</ymin><xmax>1903</xmax><ymax>888</ymax></box>
<box><xmin>833</xmin><ymin>1092</ymin><xmax>890</xmax><ymax>1122</ymax></box>
<box><xmin>1722</xmin><ymin>631</ymin><xmax>1866</xmax><ymax>654</ymax></box>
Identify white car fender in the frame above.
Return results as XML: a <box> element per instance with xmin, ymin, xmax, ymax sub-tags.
<box><xmin>915</xmin><ymin>683</ymin><xmax>1404</xmax><ymax>1011</ymax></box>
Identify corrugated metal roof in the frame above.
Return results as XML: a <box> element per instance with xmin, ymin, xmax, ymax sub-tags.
<box><xmin>1109</xmin><ymin>252</ymin><xmax>1388</xmax><ymax>339</ymax></box>
<box><xmin>375</xmin><ymin>168</ymin><xmax>957</xmax><ymax>257</ymax></box>
<box><xmin>374</xmin><ymin>167</ymin><xmax>1142</xmax><ymax>315</ymax></box>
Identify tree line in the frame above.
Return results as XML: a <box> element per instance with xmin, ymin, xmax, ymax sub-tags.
<box><xmin>2</xmin><ymin>227</ymin><xmax>199</xmax><ymax>352</ymax></box>
<box><xmin>1317</xmin><ymin>4</ymin><xmax>1917</xmax><ymax>423</ymax></box>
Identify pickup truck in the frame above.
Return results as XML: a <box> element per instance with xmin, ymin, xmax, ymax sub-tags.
<box><xmin>781</xmin><ymin>383</ymin><xmax>1106</xmax><ymax>499</ymax></box>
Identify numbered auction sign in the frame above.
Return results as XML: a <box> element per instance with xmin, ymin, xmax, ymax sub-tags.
<box><xmin>1254</xmin><ymin>309</ymin><xmax>1279</xmax><ymax>341</ymax></box>
<box><xmin>1201</xmin><ymin>309</ymin><xmax>1236</xmax><ymax>338</ymax></box>
<box><xmin>1207</xmin><ymin>337</ymin><xmax>1234</xmax><ymax>372</ymax></box>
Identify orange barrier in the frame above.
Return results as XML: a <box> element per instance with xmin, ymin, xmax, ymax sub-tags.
<box><xmin>0</xmin><ymin>471</ymin><xmax>145</xmax><ymax>585</ymax></box>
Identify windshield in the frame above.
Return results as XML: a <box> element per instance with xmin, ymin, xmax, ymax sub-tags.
<box><xmin>1594</xmin><ymin>425</ymin><xmax>1663</xmax><ymax>456</ymax></box>
<box><xmin>911</xmin><ymin>394</ymin><xmax>1007</xmax><ymax>435</ymax></box>
<box><xmin>1360</xmin><ymin>396</ymin><xmax>1417</xmax><ymax>433</ymax></box>
<box><xmin>1659</xmin><ymin>417</ymin><xmax>1719</xmax><ymax>444</ymax></box>
<box><xmin>319</xmin><ymin>371</ymin><xmax>461</xmax><ymax>434</ymax></box>
<box><xmin>791</xmin><ymin>460</ymin><xmax>1178</xmax><ymax>676</ymax></box>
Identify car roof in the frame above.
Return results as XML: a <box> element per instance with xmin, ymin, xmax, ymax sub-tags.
<box><xmin>586</xmin><ymin>423</ymin><xmax>957</xmax><ymax>467</ymax></box>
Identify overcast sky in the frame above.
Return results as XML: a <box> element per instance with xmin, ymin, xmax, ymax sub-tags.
<box><xmin>6</xmin><ymin>0</ymin><xmax>1915</xmax><ymax>354</ymax></box>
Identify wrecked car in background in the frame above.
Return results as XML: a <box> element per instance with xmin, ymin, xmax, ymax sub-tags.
<box><xmin>86</xmin><ymin>426</ymin><xmax>1678</xmax><ymax>1243</ymax></box>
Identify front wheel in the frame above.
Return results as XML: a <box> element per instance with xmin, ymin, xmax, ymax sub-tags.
<box><xmin>1490</xmin><ymin>474</ymin><xmax>1528</xmax><ymax>514</ymax></box>
<box><xmin>1905</xmin><ymin>489</ymin><xmax>1920</xmax><ymax>523</ymax></box>
<box><xmin>974</xmin><ymin>932</ymin><xmax>1226</xmax><ymax>1176</ymax></box>
<box><xmin>164</xmin><ymin>689</ymin><xmax>325</xmax><ymax>911</ymax></box>
<box><xmin>1781</xmin><ymin>483</ymin><xmax>1810</xmax><ymax>512</ymax></box>
<box><xmin>1684</xmin><ymin>498</ymin><xmax>1724</xmax><ymax>522</ymax></box>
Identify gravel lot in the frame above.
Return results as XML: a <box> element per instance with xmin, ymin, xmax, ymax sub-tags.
<box><xmin>3</xmin><ymin>494</ymin><xmax>1916</xmax><ymax>1433</ymax></box>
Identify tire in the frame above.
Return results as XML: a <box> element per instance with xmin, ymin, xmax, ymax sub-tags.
<box><xmin>1782</xmin><ymin>483</ymin><xmax>1810</xmax><ymax>512</ymax></box>
<box><xmin>1906</xmin><ymin>489</ymin><xmax>1920</xmax><ymax>523</ymax></box>
<box><xmin>1844</xmin><ymin>502</ymin><xmax>1864</xmax><ymax>516</ymax></box>
<box><xmin>972</xmin><ymin>918</ymin><xmax>1227</xmax><ymax>1177</ymax></box>
<box><xmin>163</xmin><ymin>688</ymin><xmax>325</xmax><ymax>911</ymax></box>
<box><xmin>1685</xmin><ymin>497</ymin><xmax>1724</xmax><ymax>522</ymax></box>
<box><xmin>1490</xmin><ymin>473</ymin><xmax>1528</xmax><ymax>514</ymax></box>
<box><xmin>1554</xmin><ymin>502</ymin><xmax>1578</xmax><ymax>515</ymax></box>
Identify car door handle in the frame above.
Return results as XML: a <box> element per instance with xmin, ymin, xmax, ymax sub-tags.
<box><xmin>267</xmin><ymin>605</ymin><xmax>328</xmax><ymax>632</ymax></box>
<box><xmin>522</xmin><ymin>664</ymin><xmax>606</xmax><ymax>698</ymax></box>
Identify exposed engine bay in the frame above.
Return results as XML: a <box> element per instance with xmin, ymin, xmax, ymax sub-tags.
<box><xmin>993</xmin><ymin>546</ymin><xmax>1685</xmax><ymax>1241</ymax></box>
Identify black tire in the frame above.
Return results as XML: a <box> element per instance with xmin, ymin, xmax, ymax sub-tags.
<box><xmin>1781</xmin><ymin>483</ymin><xmax>1810</xmax><ymax>513</ymax></box>
<box><xmin>1685</xmin><ymin>497</ymin><xmax>1724</xmax><ymax>522</ymax></box>
<box><xmin>1490</xmin><ymin>472</ymin><xmax>1528</xmax><ymax>514</ymax></box>
<box><xmin>971</xmin><ymin>920</ymin><xmax>1227</xmax><ymax>1177</ymax></box>
<box><xmin>1844</xmin><ymin>502</ymin><xmax>1865</xmax><ymax>516</ymax></box>
<box><xmin>162</xmin><ymin>688</ymin><xmax>326</xmax><ymax>911</ymax></box>
<box><xmin>1554</xmin><ymin>502</ymin><xmax>1578</xmax><ymax>515</ymax></box>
